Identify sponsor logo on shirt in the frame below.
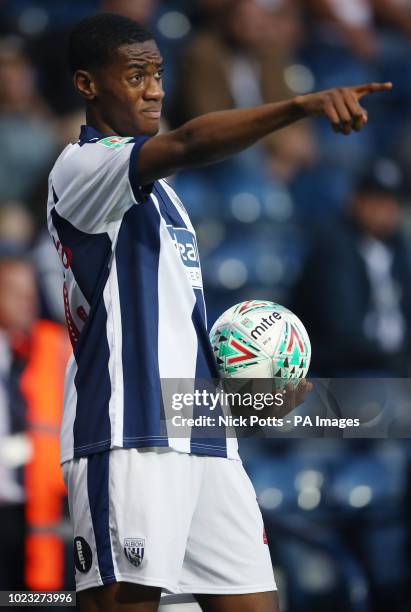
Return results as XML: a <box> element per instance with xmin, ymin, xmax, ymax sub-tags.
<box><xmin>74</xmin><ymin>536</ymin><xmax>92</xmax><ymax>573</ymax></box>
<box><xmin>99</xmin><ymin>136</ymin><xmax>134</xmax><ymax>149</ymax></box>
<box><xmin>167</xmin><ymin>225</ymin><xmax>202</xmax><ymax>289</ymax></box>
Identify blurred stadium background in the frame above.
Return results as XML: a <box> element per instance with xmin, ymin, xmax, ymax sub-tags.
<box><xmin>0</xmin><ymin>0</ymin><xmax>411</xmax><ymax>610</ymax></box>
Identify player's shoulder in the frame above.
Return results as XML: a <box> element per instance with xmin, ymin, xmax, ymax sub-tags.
<box><xmin>48</xmin><ymin>142</ymin><xmax>77</xmax><ymax>195</ymax></box>
<box><xmin>51</xmin><ymin>126</ymin><xmax>137</xmax><ymax>179</ymax></box>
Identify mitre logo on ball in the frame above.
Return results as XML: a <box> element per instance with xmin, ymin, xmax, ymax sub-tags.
<box><xmin>249</xmin><ymin>311</ymin><xmax>282</xmax><ymax>340</ymax></box>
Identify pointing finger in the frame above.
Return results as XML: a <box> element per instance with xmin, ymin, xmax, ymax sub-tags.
<box><xmin>354</xmin><ymin>82</ymin><xmax>393</xmax><ymax>98</ymax></box>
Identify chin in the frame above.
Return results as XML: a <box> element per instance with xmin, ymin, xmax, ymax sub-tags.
<box><xmin>144</xmin><ymin>124</ymin><xmax>161</xmax><ymax>137</ymax></box>
<box><xmin>120</xmin><ymin>121</ymin><xmax>159</xmax><ymax>138</ymax></box>
<box><xmin>135</xmin><ymin>117</ymin><xmax>161</xmax><ymax>137</ymax></box>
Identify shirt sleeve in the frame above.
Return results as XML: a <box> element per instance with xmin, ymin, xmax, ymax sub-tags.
<box><xmin>51</xmin><ymin>136</ymin><xmax>151</xmax><ymax>234</ymax></box>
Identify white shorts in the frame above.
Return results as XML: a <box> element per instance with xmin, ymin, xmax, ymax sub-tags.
<box><xmin>62</xmin><ymin>448</ymin><xmax>276</xmax><ymax>595</ymax></box>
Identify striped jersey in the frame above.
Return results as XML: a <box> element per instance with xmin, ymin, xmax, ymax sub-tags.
<box><xmin>47</xmin><ymin>126</ymin><xmax>239</xmax><ymax>463</ymax></box>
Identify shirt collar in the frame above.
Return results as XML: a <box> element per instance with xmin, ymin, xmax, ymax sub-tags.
<box><xmin>78</xmin><ymin>124</ymin><xmax>105</xmax><ymax>144</ymax></box>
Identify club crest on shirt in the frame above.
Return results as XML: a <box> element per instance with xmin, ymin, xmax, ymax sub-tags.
<box><xmin>124</xmin><ymin>537</ymin><xmax>145</xmax><ymax>567</ymax></box>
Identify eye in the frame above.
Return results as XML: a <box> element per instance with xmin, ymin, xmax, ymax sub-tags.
<box><xmin>131</xmin><ymin>73</ymin><xmax>143</xmax><ymax>83</ymax></box>
<box><xmin>154</xmin><ymin>68</ymin><xmax>164</xmax><ymax>80</ymax></box>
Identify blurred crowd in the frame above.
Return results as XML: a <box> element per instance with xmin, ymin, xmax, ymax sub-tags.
<box><xmin>0</xmin><ymin>0</ymin><xmax>411</xmax><ymax>610</ymax></box>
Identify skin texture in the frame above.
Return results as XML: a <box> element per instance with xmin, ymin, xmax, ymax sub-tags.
<box><xmin>73</xmin><ymin>38</ymin><xmax>392</xmax><ymax>612</ymax></box>
<box><xmin>78</xmin><ymin>583</ymin><xmax>161</xmax><ymax>612</ymax></box>
<box><xmin>79</xmin><ymin>583</ymin><xmax>279</xmax><ymax>612</ymax></box>
<box><xmin>73</xmin><ymin>40</ymin><xmax>392</xmax><ymax>187</ymax></box>
<box><xmin>74</xmin><ymin>40</ymin><xmax>164</xmax><ymax>138</ymax></box>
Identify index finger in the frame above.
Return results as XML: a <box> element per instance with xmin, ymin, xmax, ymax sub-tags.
<box><xmin>353</xmin><ymin>82</ymin><xmax>393</xmax><ymax>98</ymax></box>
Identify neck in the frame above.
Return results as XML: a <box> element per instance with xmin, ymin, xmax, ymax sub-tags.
<box><xmin>85</xmin><ymin>106</ymin><xmax>118</xmax><ymax>136</ymax></box>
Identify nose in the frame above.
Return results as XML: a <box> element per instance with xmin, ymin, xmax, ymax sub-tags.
<box><xmin>143</xmin><ymin>76</ymin><xmax>164</xmax><ymax>101</ymax></box>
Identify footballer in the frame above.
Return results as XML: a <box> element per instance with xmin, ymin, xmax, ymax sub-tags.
<box><xmin>47</xmin><ymin>12</ymin><xmax>392</xmax><ymax>612</ymax></box>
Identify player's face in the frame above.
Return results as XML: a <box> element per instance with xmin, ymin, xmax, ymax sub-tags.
<box><xmin>95</xmin><ymin>40</ymin><xmax>164</xmax><ymax>137</ymax></box>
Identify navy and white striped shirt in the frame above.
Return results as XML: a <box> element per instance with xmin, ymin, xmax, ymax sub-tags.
<box><xmin>48</xmin><ymin>126</ymin><xmax>238</xmax><ymax>463</ymax></box>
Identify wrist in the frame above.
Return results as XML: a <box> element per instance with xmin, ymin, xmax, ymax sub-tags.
<box><xmin>291</xmin><ymin>95</ymin><xmax>309</xmax><ymax>119</ymax></box>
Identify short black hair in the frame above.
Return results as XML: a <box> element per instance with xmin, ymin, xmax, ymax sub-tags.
<box><xmin>68</xmin><ymin>12</ymin><xmax>154</xmax><ymax>75</ymax></box>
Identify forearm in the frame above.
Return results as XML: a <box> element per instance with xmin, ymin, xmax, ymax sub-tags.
<box><xmin>138</xmin><ymin>97</ymin><xmax>306</xmax><ymax>183</ymax></box>
<box><xmin>138</xmin><ymin>82</ymin><xmax>390</xmax><ymax>184</ymax></box>
<box><xmin>176</xmin><ymin>98</ymin><xmax>305</xmax><ymax>166</ymax></box>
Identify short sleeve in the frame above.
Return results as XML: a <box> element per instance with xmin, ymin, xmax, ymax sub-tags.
<box><xmin>50</xmin><ymin>135</ymin><xmax>151</xmax><ymax>233</ymax></box>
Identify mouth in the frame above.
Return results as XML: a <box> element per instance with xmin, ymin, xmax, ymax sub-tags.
<box><xmin>141</xmin><ymin>109</ymin><xmax>162</xmax><ymax>119</ymax></box>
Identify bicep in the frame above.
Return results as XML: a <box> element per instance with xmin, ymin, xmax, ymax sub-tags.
<box><xmin>137</xmin><ymin>130</ymin><xmax>188</xmax><ymax>185</ymax></box>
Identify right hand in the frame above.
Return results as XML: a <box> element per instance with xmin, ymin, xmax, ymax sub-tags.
<box><xmin>296</xmin><ymin>81</ymin><xmax>392</xmax><ymax>135</ymax></box>
<box><xmin>276</xmin><ymin>378</ymin><xmax>313</xmax><ymax>418</ymax></box>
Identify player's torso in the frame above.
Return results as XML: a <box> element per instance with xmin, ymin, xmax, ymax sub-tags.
<box><xmin>47</xmin><ymin>142</ymin><xmax>231</xmax><ymax>461</ymax></box>
<box><xmin>48</xmin><ymin>171</ymin><xmax>205</xmax><ymax>346</ymax></box>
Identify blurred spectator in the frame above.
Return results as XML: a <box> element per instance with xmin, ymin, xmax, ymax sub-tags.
<box><xmin>372</xmin><ymin>0</ymin><xmax>411</xmax><ymax>39</ymax></box>
<box><xmin>0</xmin><ymin>37</ymin><xmax>57</xmax><ymax>202</ymax></box>
<box><xmin>302</xmin><ymin>0</ymin><xmax>411</xmax><ymax>95</ymax></box>
<box><xmin>292</xmin><ymin>172</ymin><xmax>411</xmax><ymax>376</ymax></box>
<box><xmin>172</xmin><ymin>0</ymin><xmax>316</xmax><ymax>182</ymax></box>
<box><xmin>101</xmin><ymin>0</ymin><xmax>158</xmax><ymax>25</ymax></box>
<box><xmin>299</xmin><ymin>0</ymin><xmax>377</xmax><ymax>180</ymax></box>
<box><xmin>0</xmin><ymin>248</ymin><xmax>33</xmax><ymax>590</ymax></box>
<box><xmin>303</xmin><ymin>0</ymin><xmax>378</xmax><ymax>61</ymax></box>
<box><xmin>301</xmin><ymin>0</ymin><xmax>411</xmax><ymax>161</ymax></box>
<box><xmin>0</xmin><ymin>202</ymin><xmax>35</xmax><ymax>246</ymax></box>
<box><xmin>0</xmin><ymin>204</ymin><xmax>64</xmax><ymax>323</ymax></box>
<box><xmin>0</xmin><ymin>246</ymin><xmax>70</xmax><ymax>592</ymax></box>
<box><xmin>22</xmin><ymin>317</ymin><xmax>70</xmax><ymax>592</ymax></box>
<box><xmin>371</xmin><ymin>0</ymin><xmax>411</xmax><ymax>154</ymax></box>
<box><xmin>304</xmin><ymin>0</ymin><xmax>411</xmax><ymax>57</ymax></box>
<box><xmin>0</xmin><ymin>38</ymin><xmax>49</xmax><ymax>116</ymax></box>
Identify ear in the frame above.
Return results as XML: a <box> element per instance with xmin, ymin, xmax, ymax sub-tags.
<box><xmin>73</xmin><ymin>70</ymin><xmax>97</xmax><ymax>101</ymax></box>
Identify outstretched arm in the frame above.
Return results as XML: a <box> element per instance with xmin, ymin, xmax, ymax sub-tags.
<box><xmin>137</xmin><ymin>82</ymin><xmax>392</xmax><ymax>184</ymax></box>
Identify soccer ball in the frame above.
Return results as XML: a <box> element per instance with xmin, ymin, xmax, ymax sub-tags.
<box><xmin>209</xmin><ymin>300</ymin><xmax>311</xmax><ymax>381</ymax></box>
